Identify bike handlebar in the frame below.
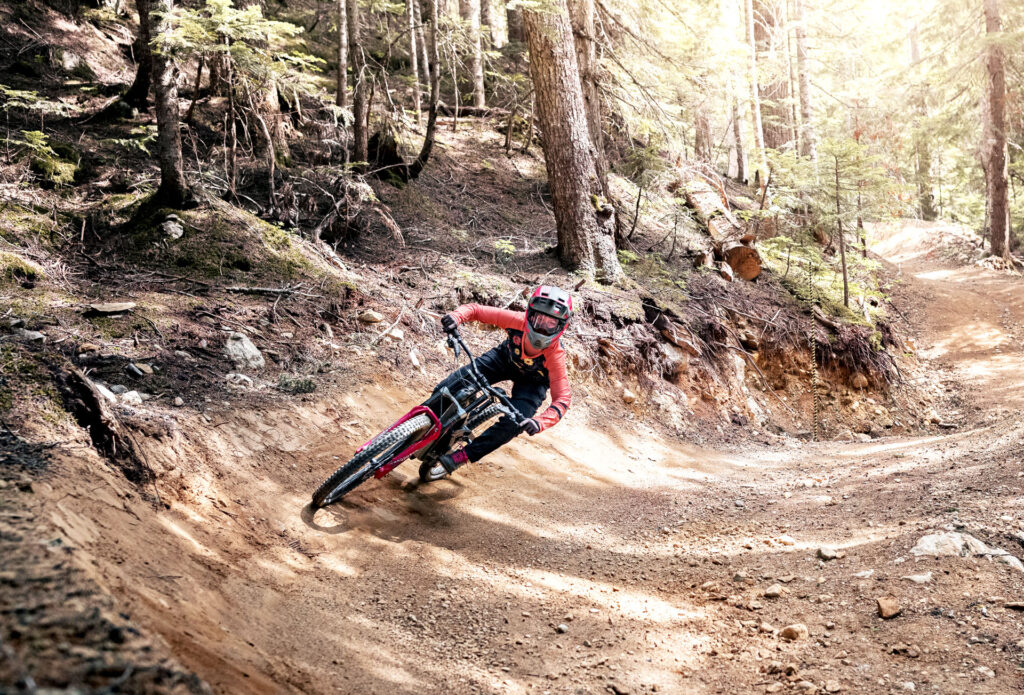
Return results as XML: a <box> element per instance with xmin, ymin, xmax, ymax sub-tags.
<box><xmin>446</xmin><ymin>327</ymin><xmax>529</xmax><ymax>429</ymax></box>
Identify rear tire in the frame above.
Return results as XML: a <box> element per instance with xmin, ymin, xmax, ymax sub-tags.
<box><xmin>312</xmin><ymin>414</ymin><xmax>433</xmax><ymax>508</ymax></box>
<box><xmin>466</xmin><ymin>404</ymin><xmax>503</xmax><ymax>431</ymax></box>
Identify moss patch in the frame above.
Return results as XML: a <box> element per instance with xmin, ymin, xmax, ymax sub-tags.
<box><xmin>0</xmin><ymin>251</ymin><xmax>45</xmax><ymax>284</ymax></box>
<box><xmin>28</xmin><ymin>141</ymin><xmax>81</xmax><ymax>188</ymax></box>
<box><xmin>30</xmin><ymin>155</ymin><xmax>77</xmax><ymax>187</ymax></box>
<box><xmin>0</xmin><ymin>345</ymin><xmax>66</xmax><ymax>424</ymax></box>
<box><xmin>0</xmin><ymin>204</ymin><xmax>68</xmax><ymax>249</ymax></box>
<box><xmin>113</xmin><ymin>198</ymin><xmax>325</xmax><ymax>285</ymax></box>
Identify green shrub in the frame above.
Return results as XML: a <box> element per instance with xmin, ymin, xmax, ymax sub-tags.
<box><xmin>278</xmin><ymin>374</ymin><xmax>316</xmax><ymax>394</ymax></box>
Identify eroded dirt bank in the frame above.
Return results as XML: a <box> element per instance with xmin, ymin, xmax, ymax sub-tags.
<box><xmin>12</xmin><ymin>225</ymin><xmax>1024</xmax><ymax>694</ymax></box>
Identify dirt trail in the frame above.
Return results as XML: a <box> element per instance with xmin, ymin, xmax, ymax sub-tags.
<box><xmin>871</xmin><ymin>221</ymin><xmax>1024</xmax><ymax>415</ymax></box>
<box><xmin>35</xmin><ymin>222</ymin><xmax>1024</xmax><ymax>694</ymax></box>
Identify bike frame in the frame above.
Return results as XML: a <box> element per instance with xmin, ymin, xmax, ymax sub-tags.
<box><xmin>368</xmin><ymin>328</ymin><xmax>526</xmax><ymax>479</ymax></box>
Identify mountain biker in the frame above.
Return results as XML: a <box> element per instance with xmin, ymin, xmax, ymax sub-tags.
<box><xmin>425</xmin><ymin>285</ymin><xmax>573</xmax><ymax>479</ymax></box>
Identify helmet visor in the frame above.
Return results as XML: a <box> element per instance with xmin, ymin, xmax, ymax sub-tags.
<box><xmin>529</xmin><ymin>311</ymin><xmax>563</xmax><ymax>336</ymax></box>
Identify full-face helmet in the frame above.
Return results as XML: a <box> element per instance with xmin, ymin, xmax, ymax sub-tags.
<box><xmin>524</xmin><ymin>285</ymin><xmax>572</xmax><ymax>352</ymax></box>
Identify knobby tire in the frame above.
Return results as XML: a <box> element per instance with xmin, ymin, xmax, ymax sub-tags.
<box><xmin>466</xmin><ymin>404</ymin><xmax>503</xmax><ymax>431</ymax></box>
<box><xmin>311</xmin><ymin>414</ymin><xmax>433</xmax><ymax>508</ymax></box>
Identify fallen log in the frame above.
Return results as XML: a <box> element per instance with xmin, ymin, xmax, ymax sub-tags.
<box><xmin>683</xmin><ymin>178</ymin><xmax>763</xmax><ymax>281</ymax></box>
<box><xmin>53</xmin><ymin>368</ymin><xmax>151</xmax><ymax>484</ymax></box>
<box><xmin>812</xmin><ymin>305</ymin><xmax>840</xmax><ymax>330</ymax></box>
<box><xmin>429</xmin><ymin>101</ymin><xmax>510</xmax><ymax>118</ymax></box>
<box><xmin>723</xmin><ymin>245</ymin><xmax>761</xmax><ymax>281</ymax></box>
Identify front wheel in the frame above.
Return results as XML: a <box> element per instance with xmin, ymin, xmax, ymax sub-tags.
<box><xmin>312</xmin><ymin>414</ymin><xmax>433</xmax><ymax>508</ymax></box>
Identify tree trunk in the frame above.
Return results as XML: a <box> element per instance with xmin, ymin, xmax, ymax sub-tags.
<box><xmin>754</xmin><ymin>0</ymin><xmax>789</xmax><ymax>149</ymax></box>
<box><xmin>449</xmin><ymin>40</ymin><xmax>460</xmax><ymax>131</ymax></box>
<box><xmin>226</xmin><ymin>35</ymin><xmax>238</xmax><ymax>195</ymax></box>
<box><xmin>506</xmin><ymin>5</ymin><xmax>525</xmax><ymax>43</ymax></box>
<box><xmin>409</xmin><ymin>0</ymin><xmax>440</xmax><ymax>179</ymax></box>
<box><xmin>238</xmin><ymin>0</ymin><xmax>290</xmax><ymax>164</ymax></box>
<box><xmin>908</xmin><ymin>25</ymin><xmax>935</xmax><ymax>221</ymax></box>
<box><xmin>459</xmin><ymin>0</ymin><xmax>486</xmax><ymax>108</ymax></box>
<box><xmin>122</xmin><ymin>0</ymin><xmax>153</xmax><ymax>111</ymax></box>
<box><xmin>336</xmin><ymin>0</ymin><xmax>348</xmax><ymax>107</ymax></box>
<box><xmin>984</xmin><ymin>0</ymin><xmax>1010</xmax><ymax>259</ymax></box>
<box><xmin>480</xmin><ymin>0</ymin><xmax>496</xmax><ymax>47</ymax></box>
<box><xmin>263</xmin><ymin>82</ymin><xmax>290</xmax><ymax>164</ymax></box>
<box><xmin>150</xmin><ymin>0</ymin><xmax>189</xmax><ymax>206</ymax></box>
<box><xmin>567</xmin><ymin>0</ymin><xmax>602</xmax><ymax>159</ymax></box>
<box><xmin>208</xmin><ymin>51</ymin><xmax>223</xmax><ymax>94</ymax></box>
<box><xmin>523</xmin><ymin>0</ymin><xmax>622</xmax><ymax>282</ymax></box>
<box><xmin>694</xmin><ymin>100</ymin><xmax>712</xmax><ymax>163</ymax></box>
<box><xmin>857</xmin><ymin>183</ymin><xmax>866</xmax><ymax>258</ymax></box>
<box><xmin>415</xmin><ymin>0</ymin><xmax>430</xmax><ymax>92</ymax></box>
<box><xmin>183</xmin><ymin>56</ymin><xmax>203</xmax><ymax>123</ymax></box>
<box><xmin>745</xmin><ymin>0</ymin><xmax>768</xmax><ymax>185</ymax></box>
<box><xmin>784</xmin><ymin>0</ymin><xmax>798</xmax><ymax>147</ymax></box>
<box><xmin>915</xmin><ymin>139</ymin><xmax>936</xmax><ymax>220</ymax></box>
<box><xmin>348</xmin><ymin>0</ymin><xmax>369</xmax><ymax>164</ymax></box>
<box><xmin>407</xmin><ymin>0</ymin><xmax>421</xmax><ymax>123</ymax></box>
<box><xmin>835</xmin><ymin>155</ymin><xmax>849</xmax><ymax>308</ymax></box>
<box><xmin>794</xmin><ymin>0</ymin><xmax>815</xmax><ymax>160</ymax></box>
<box><xmin>567</xmin><ymin>0</ymin><xmax>615</xmax><ymax>235</ymax></box>
<box><xmin>731</xmin><ymin>96</ymin><xmax>746</xmax><ymax>182</ymax></box>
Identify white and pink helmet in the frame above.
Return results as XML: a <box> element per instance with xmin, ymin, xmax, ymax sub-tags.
<box><xmin>525</xmin><ymin>285</ymin><xmax>573</xmax><ymax>352</ymax></box>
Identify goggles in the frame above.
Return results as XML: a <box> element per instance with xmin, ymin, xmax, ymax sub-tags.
<box><xmin>528</xmin><ymin>310</ymin><xmax>564</xmax><ymax>336</ymax></box>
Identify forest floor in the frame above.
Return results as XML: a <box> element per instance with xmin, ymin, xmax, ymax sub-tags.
<box><xmin>4</xmin><ymin>219</ymin><xmax>1023</xmax><ymax>695</ymax></box>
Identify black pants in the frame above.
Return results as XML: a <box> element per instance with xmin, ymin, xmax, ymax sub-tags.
<box><xmin>433</xmin><ymin>345</ymin><xmax>548</xmax><ymax>462</ymax></box>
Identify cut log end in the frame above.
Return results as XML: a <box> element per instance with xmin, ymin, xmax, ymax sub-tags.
<box><xmin>724</xmin><ymin>245</ymin><xmax>762</xmax><ymax>281</ymax></box>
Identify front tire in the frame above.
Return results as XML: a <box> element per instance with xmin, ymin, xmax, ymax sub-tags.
<box><xmin>312</xmin><ymin>414</ymin><xmax>433</xmax><ymax>508</ymax></box>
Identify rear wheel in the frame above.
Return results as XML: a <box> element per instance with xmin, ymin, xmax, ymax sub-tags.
<box><xmin>312</xmin><ymin>414</ymin><xmax>433</xmax><ymax>508</ymax></box>
<box><xmin>466</xmin><ymin>404</ymin><xmax>503</xmax><ymax>431</ymax></box>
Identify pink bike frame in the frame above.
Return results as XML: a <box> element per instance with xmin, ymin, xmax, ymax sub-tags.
<box><xmin>359</xmin><ymin>405</ymin><xmax>443</xmax><ymax>479</ymax></box>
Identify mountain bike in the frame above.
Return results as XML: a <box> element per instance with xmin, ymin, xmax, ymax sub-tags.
<box><xmin>310</xmin><ymin>326</ymin><xmax>527</xmax><ymax>508</ymax></box>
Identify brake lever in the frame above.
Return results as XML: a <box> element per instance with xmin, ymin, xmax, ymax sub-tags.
<box><xmin>446</xmin><ymin>334</ymin><xmax>461</xmax><ymax>358</ymax></box>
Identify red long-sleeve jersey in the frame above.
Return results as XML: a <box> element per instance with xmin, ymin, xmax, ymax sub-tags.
<box><xmin>450</xmin><ymin>303</ymin><xmax>571</xmax><ymax>432</ymax></box>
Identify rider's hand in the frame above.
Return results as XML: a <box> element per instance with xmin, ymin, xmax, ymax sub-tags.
<box><xmin>441</xmin><ymin>313</ymin><xmax>458</xmax><ymax>334</ymax></box>
<box><xmin>522</xmin><ymin>418</ymin><xmax>541</xmax><ymax>436</ymax></box>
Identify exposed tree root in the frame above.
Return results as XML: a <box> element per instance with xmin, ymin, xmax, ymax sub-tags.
<box><xmin>53</xmin><ymin>367</ymin><xmax>153</xmax><ymax>485</ymax></box>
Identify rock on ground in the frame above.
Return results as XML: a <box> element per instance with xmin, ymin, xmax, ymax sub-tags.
<box><xmin>911</xmin><ymin>532</ymin><xmax>1024</xmax><ymax>571</ymax></box>
<box><xmin>224</xmin><ymin>332</ymin><xmax>265</xmax><ymax>370</ymax></box>
<box><xmin>779</xmin><ymin>624</ymin><xmax>809</xmax><ymax>641</ymax></box>
<box><xmin>877</xmin><ymin>596</ymin><xmax>901</xmax><ymax>619</ymax></box>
